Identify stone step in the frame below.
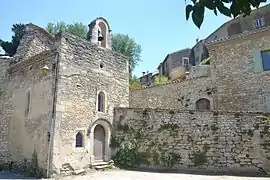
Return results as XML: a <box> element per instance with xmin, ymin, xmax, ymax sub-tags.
<box><xmin>92</xmin><ymin>161</ymin><xmax>109</xmax><ymax>166</ymax></box>
<box><xmin>94</xmin><ymin>164</ymin><xmax>113</xmax><ymax>170</ymax></box>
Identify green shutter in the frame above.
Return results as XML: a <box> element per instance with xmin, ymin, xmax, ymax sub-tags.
<box><xmin>251</xmin><ymin>49</ymin><xmax>263</xmax><ymax>72</ymax></box>
<box><xmin>266</xmin><ymin>95</ymin><xmax>270</xmax><ymax>113</ymax></box>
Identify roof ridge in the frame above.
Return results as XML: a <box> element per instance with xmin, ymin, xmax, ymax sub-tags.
<box><xmin>206</xmin><ymin>25</ymin><xmax>270</xmax><ymax>46</ymax></box>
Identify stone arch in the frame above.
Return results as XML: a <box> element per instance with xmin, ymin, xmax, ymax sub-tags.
<box><xmin>87</xmin><ymin>17</ymin><xmax>111</xmax><ymax>49</ymax></box>
<box><xmin>88</xmin><ymin>119</ymin><xmax>112</xmax><ymax>164</ymax></box>
<box><xmin>195</xmin><ymin>98</ymin><xmax>211</xmax><ymax>111</ymax></box>
<box><xmin>95</xmin><ymin>17</ymin><xmax>111</xmax><ymax>31</ymax></box>
<box><xmin>98</xmin><ymin>21</ymin><xmax>107</xmax><ymax>48</ymax></box>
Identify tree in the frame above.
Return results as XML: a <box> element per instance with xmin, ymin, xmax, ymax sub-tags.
<box><xmin>111</xmin><ymin>34</ymin><xmax>142</xmax><ymax>77</ymax></box>
<box><xmin>46</xmin><ymin>22</ymin><xmax>88</xmax><ymax>39</ymax></box>
<box><xmin>129</xmin><ymin>75</ymin><xmax>141</xmax><ymax>90</ymax></box>
<box><xmin>153</xmin><ymin>75</ymin><xmax>168</xmax><ymax>85</ymax></box>
<box><xmin>185</xmin><ymin>0</ymin><xmax>267</xmax><ymax>28</ymax></box>
<box><xmin>0</xmin><ymin>24</ymin><xmax>26</xmax><ymax>56</ymax></box>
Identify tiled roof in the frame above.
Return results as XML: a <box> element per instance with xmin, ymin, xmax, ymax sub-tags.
<box><xmin>206</xmin><ymin>25</ymin><xmax>270</xmax><ymax>46</ymax></box>
<box><xmin>204</xmin><ymin>3</ymin><xmax>270</xmax><ymax>44</ymax></box>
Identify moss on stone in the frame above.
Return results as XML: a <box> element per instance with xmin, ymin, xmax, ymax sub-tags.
<box><xmin>110</xmin><ymin>136</ymin><xmax>121</xmax><ymax>149</ymax></box>
<box><xmin>210</xmin><ymin>123</ymin><xmax>218</xmax><ymax>131</ymax></box>
<box><xmin>161</xmin><ymin>152</ymin><xmax>181</xmax><ymax>168</ymax></box>
<box><xmin>118</xmin><ymin>123</ymin><xmax>133</xmax><ymax>133</ymax></box>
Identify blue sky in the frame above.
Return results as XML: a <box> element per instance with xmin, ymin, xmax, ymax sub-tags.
<box><xmin>0</xmin><ymin>0</ymin><xmax>268</xmax><ymax>76</ymax></box>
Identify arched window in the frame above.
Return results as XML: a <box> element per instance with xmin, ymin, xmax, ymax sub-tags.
<box><xmin>98</xmin><ymin>92</ymin><xmax>105</xmax><ymax>112</ymax></box>
<box><xmin>196</xmin><ymin>98</ymin><xmax>210</xmax><ymax>111</ymax></box>
<box><xmin>75</xmin><ymin>132</ymin><xmax>83</xmax><ymax>147</ymax></box>
<box><xmin>25</xmin><ymin>91</ymin><xmax>30</xmax><ymax>115</ymax></box>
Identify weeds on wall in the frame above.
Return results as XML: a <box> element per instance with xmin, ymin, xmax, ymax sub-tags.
<box><xmin>160</xmin><ymin>152</ymin><xmax>181</xmax><ymax>168</ymax></box>
<box><xmin>112</xmin><ymin>116</ymin><xmax>182</xmax><ymax>168</ymax></box>
<box><xmin>112</xmin><ymin>139</ymin><xmax>182</xmax><ymax>168</ymax></box>
<box><xmin>158</xmin><ymin>123</ymin><xmax>179</xmax><ymax>137</ymax></box>
<box><xmin>28</xmin><ymin>150</ymin><xmax>44</xmax><ymax>178</ymax></box>
<box><xmin>113</xmin><ymin>141</ymin><xmax>150</xmax><ymax>168</ymax></box>
<box><xmin>191</xmin><ymin>144</ymin><xmax>210</xmax><ymax>166</ymax></box>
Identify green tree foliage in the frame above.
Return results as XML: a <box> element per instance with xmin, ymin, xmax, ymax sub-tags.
<box><xmin>111</xmin><ymin>34</ymin><xmax>142</xmax><ymax>77</ymax></box>
<box><xmin>0</xmin><ymin>24</ymin><xmax>26</xmax><ymax>56</ymax></box>
<box><xmin>46</xmin><ymin>22</ymin><xmax>88</xmax><ymax>39</ymax></box>
<box><xmin>129</xmin><ymin>75</ymin><xmax>141</xmax><ymax>90</ymax></box>
<box><xmin>186</xmin><ymin>0</ymin><xmax>267</xmax><ymax>28</ymax></box>
<box><xmin>153</xmin><ymin>75</ymin><xmax>168</xmax><ymax>85</ymax></box>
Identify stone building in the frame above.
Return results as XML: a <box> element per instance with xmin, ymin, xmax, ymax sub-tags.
<box><xmin>130</xmin><ymin>24</ymin><xmax>270</xmax><ymax>113</ymax></box>
<box><xmin>190</xmin><ymin>3</ymin><xmax>270</xmax><ymax>64</ymax></box>
<box><xmin>0</xmin><ymin>17</ymin><xmax>129</xmax><ymax>176</ymax></box>
<box><xmin>157</xmin><ymin>48</ymin><xmax>192</xmax><ymax>79</ymax></box>
<box><xmin>139</xmin><ymin>70</ymin><xmax>159</xmax><ymax>86</ymax></box>
<box><xmin>139</xmin><ymin>48</ymin><xmax>192</xmax><ymax>86</ymax></box>
<box><xmin>116</xmin><ymin>20</ymin><xmax>270</xmax><ymax>175</ymax></box>
<box><xmin>1</xmin><ymin>9</ymin><xmax>270</xmax><ymax>177</ymax></box>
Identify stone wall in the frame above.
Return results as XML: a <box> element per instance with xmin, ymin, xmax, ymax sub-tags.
<box><xmin>51</xmin><ymin>33</ymin><xmax>129</xmax><ymax>172</ymax></box>
<box><xmin>130</xmin><ymin>76</ymin><xmax>214</xmax><ymax>110</ymax></box>
<box><xmin>208</xmin><ymin>28</ymin><xmax>270</xmax><ymax>112</ymax></box>
<box><xmin>112</xmin><ymin>108</ymin><xmax>270</xmax><ymax>174</ymax></box>
<box><xmin>0</xmin><ymin>56</ymin><xmax>12</xmax><ymax>162</ymax></box>
<box><xmin>11</xmin><ymin>24</ymin><xmax>55</xmax><ymax>65</ymax></box>
<box><xmin>131</xmin><ymin>27</ymin><xmax>270</xmax><ymax>113</ymax></box>
<box><xmin>188</xmin><ymin>65</ymin><xmax>211</xmax><ymax>80</ymax></box>
<box><xmin>6</xmin><ymin>50</ymin><xmax>57</xmax><ymax>171</ymax></box>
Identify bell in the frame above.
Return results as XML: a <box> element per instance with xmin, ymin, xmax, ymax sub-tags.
<box><xmin>98</xmin><ymin>29</ymin><xmax>104</xmax><ymax>41</ymax></box>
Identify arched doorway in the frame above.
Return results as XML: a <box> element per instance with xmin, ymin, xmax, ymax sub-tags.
<box><xmin>94</xmin><ymin>124</ymin><xmax>105</xmax><ymax>161</ymax></box>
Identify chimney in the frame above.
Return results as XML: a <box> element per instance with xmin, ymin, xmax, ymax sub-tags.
<box><xmin>142</xmin><ymin>72</ymin><xmax>145</xmax><ymax>76</ymax></box>
<box><xmin>146</xmin><ymin>71</ymin><xmax>149</xmax><ymax>74</ymax></box>
<box><xmin>196</xmin><ymin>38</ymin><xmax>199</xmax><ymax>43</ymax></box>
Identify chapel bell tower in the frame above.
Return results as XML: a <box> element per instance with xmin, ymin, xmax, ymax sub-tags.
<box><xmin>87</xmin><ymin>17</ymin><xmax>112</xmax><ymax>50</ymax></box>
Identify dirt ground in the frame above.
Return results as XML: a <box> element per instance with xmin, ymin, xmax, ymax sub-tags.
<box><xmin>58</xmin><ymin>169</ymin><xmax>270</xmax><ymax>180</ymax></box>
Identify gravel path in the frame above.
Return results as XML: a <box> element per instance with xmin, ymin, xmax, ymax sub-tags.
<box><xmin>59</xmin><ymin>170</ymin><xmax>270</xmax><ymax>180</ymax></box>
<box><xmin>1</xmin><ymin>170</ymin><xmax>270</xmax><ymax>180</ymax></box>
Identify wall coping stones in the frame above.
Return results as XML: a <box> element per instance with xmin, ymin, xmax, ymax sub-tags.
<box><xmin>131</xmin><ymin>76</ymin><xmax>187</xmax><ymax>91</ymax></box>
<box><xmin>114</xmin><ymin>107</ymin><xmax>270</xmax><ymax>116</ymax></box>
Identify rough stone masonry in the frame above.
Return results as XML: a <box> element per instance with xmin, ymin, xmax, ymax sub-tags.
<box><xmin>0</xmin><ymin>16</ymin><xmax>270</xmax><ymax>178</ymax></box>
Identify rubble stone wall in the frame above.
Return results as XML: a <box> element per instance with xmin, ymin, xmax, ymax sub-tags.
<box><xmin>51</xmin><ymin>33</ymin><xmax>129</xmax><ymax>172</ymax></box>
<box><xmin>113</xmin><ymin>107</ymin><xmax>270</xmax><ymax>174</ymax></box>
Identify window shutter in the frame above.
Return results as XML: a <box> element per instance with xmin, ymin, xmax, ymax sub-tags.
<box><xmin>266</xmin><ymin>95</ymin><xmax>270</xmax><ymax>113</ymax></box>
<box><xmin>251</xmin><ymin>49</ymin><xmax>263</xmax><ymax>72</ymax></box>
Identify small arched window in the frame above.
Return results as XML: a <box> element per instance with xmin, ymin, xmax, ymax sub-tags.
<box><xmin>75</xmin><ymin>132</ymin><xmax>83</xmax><ymax>147</ymax></box>
<box><xmin>25</xmin><ymin>91</ymin><xmax>31</xmax><ymax>116</ymax></box>
<box><xmin>97</xmin><ymin>92</ymin><xmax>105</xmax><ymax>112</ymax></box>
<box><xmin>196</xmin><ymin>98</ymin><xmax>210</xmax><ymax>111</ymax></box>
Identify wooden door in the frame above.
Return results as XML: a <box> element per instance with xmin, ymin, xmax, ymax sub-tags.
<box><xmin>94</xmin><ymin>125</ymin><xmax>105</xmax><ymax>161</ymax></box>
